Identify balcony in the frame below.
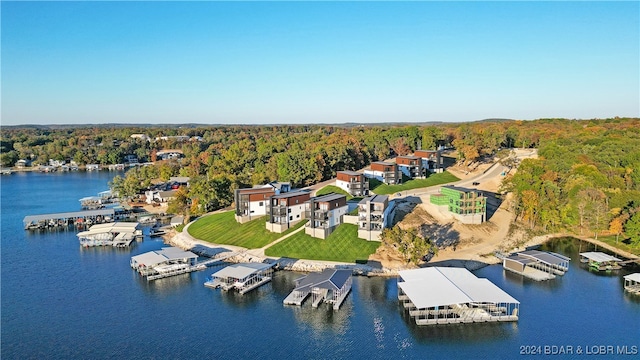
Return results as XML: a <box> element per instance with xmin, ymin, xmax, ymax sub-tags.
<box><xmin>267</xmin><ymin>206</ymin><xmax>288</xmax><ymax>216</ymax></box>
<box><xmin>305</xmin><ymin>210</ymin><xmax>329</xmax><ymax>221</ymax></box>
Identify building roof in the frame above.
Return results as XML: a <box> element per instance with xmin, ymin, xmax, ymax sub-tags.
<box><xmin>397</xmin><ymin>155</ymin><xmax>421</xmax><ymax>160</ymax></box>
<box><xmin>398</xmin><ymin>267</ymin><xmax>519</xmax><ymax>309</ymax></box>
<box><xmin>624</xmin><ymin>273</ymin><xmax>640</xmax><ymax>282</ymax></box>
<box><xmin>579</xmin><ymin>252</ymin><xmax>622</xmax><ymax>263</ymax></box>
<box><xmin>337</xmin><ymin>170</ymin><xmax>362</xmax><ymax>176</ymax></box>
<box><xmin>23</xmin><ymin>209</ymin><xmax>115</xmax><ymax>225</ymax></box>
<box><xmin>517</xmin><ymin>250</ymin><xmax>571</xmax><ymax>266</ymax></box>
<box><xmin>212</xmin><ymin>262</ymin><xmax>274</xmax><ymax>280</ymax></box>
<box><xmin>359</xmin><ymin>194</ymin><xmax>388</xmax><ymax>205</ymax></box>
<box><xmin>238</xmin><ymin>187</ymin><xmax>275</xmax><ymax>194</ymax></box>
<box><xmin>371</xmin><ymin>161</ymin><xmax>395</xmax><ymax>166</ymax></box>
<box><xmin>310</xmin><ymin>193</ymin><xmax>346</xmax><ymax>203</ymax></box>
<box><xmin>294</xmin><ymin>269</ymin><xmax>352</xmax><ymax>292</ymax></box>
<box><xmin>270</xmin><ymin>190</ymin><xmax>311</xmax><ymax>199</ymax></box>
<box><xmin>131</xmin><ymin>247</ymin><xmax>198</xmax><ymax>267</ymax></box>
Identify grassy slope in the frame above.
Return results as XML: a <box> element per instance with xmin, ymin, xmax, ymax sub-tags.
<box><xmin>371</xmin><ymin>171</ymin><xmax>460</xmax><ymax>195</ymax></box>
<box><xmin>315</xmin><ymin>185</ymin><xmax>352</xmax><ymax>200</ymax></box>
<box><xmin>595</xmin><ymin>236</ymin><xmax>640</xmax><ymax>256</ymax></box>
<box><xmin>264</xmin><ymin>224</ymin><xmax>380</xmax><ymax>263</ymax></box>
<box><xmin>187</xmin><ymin>211</ymin><xmax>305</xmax><ymax>249</ymax></box>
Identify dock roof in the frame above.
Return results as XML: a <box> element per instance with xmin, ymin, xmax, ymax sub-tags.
<box><xmin>212</xmin><ymin>263</ymin><xmax>273</xmax><ymax>280</ymax></box>
<box><xmin>294</xmin><ymin>269</ymin><xmax>352</xmax><ymax>292</ymax></box>
<box><xmin>579</xmin><ymin>252</ymin><xmax>622</xmax><ymax>263</ymax></box>
<box><xmin>517</xmin><ymin>250</ymin><xmax>570</xmax><ymax>266</ymax></box>
<box><xmin>131</xmin><ymin>247</ymin><xmax>197</xmax><ymax>267</ymax></box>
<box><xmin>624</xmin><ymin>273</ymin><xmax>640</xmax><ymax>282</ymax></box>
<box><xmin>398</xmin><ymin>267</ymin><xmax>519</xmax><ymax>309</ymax></box>
<box><xmin>76</xmin><ymin>222</ymin><xmax>140</xmax><ymax>237</ymax></box>
<box><xmin>23</xmin><ymin>209</ymin><xmax>115</xmax><ymax>225</ymax></box>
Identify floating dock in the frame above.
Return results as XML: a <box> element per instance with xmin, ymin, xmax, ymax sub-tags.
<box><xmin>579</xmin><ymin>252</ymin><xmax>623</xmax><ymax>271</ymax></box>
<box><xmin>503</xmin><ymin>250</ymin><xmax>570</xmax><ymax>281</ymax></box>
<box><xmin>398</xmin><ymin>267</ymin><xmax>519</xmax><ymax>325</ymax></box>
<box><xmin>283</xmin><ymin>268</ymin><xmax>352</xmax><ymax>310</ymax></box>
<box><xmin>205</xmin><ymin>262</ymin><xmax>274</xmax><ymax>295</ymax></box>
<box><xmin>624</xmin><ymin>273</ymin><xmax>640</xmax><ymax>295</ymax></box>
<box><xmin>23</xmin><ymin>209</ymin><xmax>116</xmax><ymax>230</ymax></box>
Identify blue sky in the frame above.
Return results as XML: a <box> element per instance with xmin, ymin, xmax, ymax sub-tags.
<box><xmin>1</xmin><ymin>1</ymin><xmax>638</xmax><ymax>125</ymax></box>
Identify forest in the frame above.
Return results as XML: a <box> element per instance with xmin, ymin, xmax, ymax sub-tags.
<box><xmin>2</xmin><ymin>118</ymin><xmax>639</xmax><ymax>246</ymax></box>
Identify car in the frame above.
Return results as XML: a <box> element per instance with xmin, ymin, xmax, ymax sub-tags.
<box><xmin>472</xmin><ymin>182</ymin><xmax>480</xmax><ymax>186</ymax></box>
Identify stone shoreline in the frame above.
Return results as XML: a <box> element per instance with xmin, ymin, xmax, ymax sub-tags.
<box><xmin>164</xmin><ymin>227</ymin><xmax>638</xmax><ymax>278</ymax></box>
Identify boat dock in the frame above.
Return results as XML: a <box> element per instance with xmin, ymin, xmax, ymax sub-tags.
<box><xmin>76</xmin><ymin>222</ymin><xmax>142</xmax><ymax>247</ymax></box>
<box><xmin>579</xmin><ymin>252</ymin><xmax>623</xmax><ymax>271</ymax></box>
<box><xmin>503</xmin><ymin>250</ymin><xmax>571</xmax><ymax>281</ymax></box>
<box><xmin>23</xmin><ymin>209</ymin><xmax>115</xmax><ymax>230</ymax></box>
<box><xmin>131</xmin><ymin>248</ymin><xmax>238</xmax><ymax>281</ymax></box>
<box><xmin>398</xmin><ymin>267</ymin><xmax>519</xmax><ymax>325</ymax></box>
<box><xmin>205</xmin><ymin>262</ymin><xmax>274</xmax><ymax>294</ymax></box>
<box><xmin>624</xmin><ymin>273</ymin><xmax>640</xmax><ymax>295</ymax></box>
<box><xmin>283</xmin><ymin>268</ymin><xmax>352</xmax><ymax>310</ymax></box>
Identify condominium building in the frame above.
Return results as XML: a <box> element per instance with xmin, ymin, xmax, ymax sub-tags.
<box><xmin>234</xmin><ymin>187</ymin><xmax>276</xmax><ymax>223</ymax></box>
<box><xmin>357</xmin><ymin>195</ymin><xmax>391</xmax><ymax>241</ymax></box>
<box><xmin>265</xmin><ymin>191</ymin><xmax>311</xmax><ymax>233</ymax></box>
<box><xmin>414</xmin><ymin>150</ymin><xmax>443</xmax><ymax>173</ymax></box>
<box><xmin>364</xmin><ymin>162</ymin><xmax>401</xmax><ymax>185</ymax></box>
<box><xmin>430</xmin><ymin>185</ymin><xmax>486</xmax><ymax>224</ymax></box>
<box><xmin>396</xmin><ymin>155</ymin><xmax>424</xmax><ymax>179</ymax></box>
<box><xmin>335</xmin><ymin>171</ymin><xmax>369</xmax><ymax>197</ymax></box>
<box><xmin>304</xmin><ymin>193</ymin><xmax>348</xmax><ymax>239</ymax></box>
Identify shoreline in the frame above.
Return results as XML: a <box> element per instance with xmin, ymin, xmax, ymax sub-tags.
<box><xmin>165</xmin><ymin>227</ymin><xmax>639</xmax><ymax>277</ymax></box>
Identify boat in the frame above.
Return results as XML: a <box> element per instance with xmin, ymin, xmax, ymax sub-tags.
<box><xmin>149</xmin><ymin>228</ymin><xmax>167</xmax><ymax>237</ymax></box>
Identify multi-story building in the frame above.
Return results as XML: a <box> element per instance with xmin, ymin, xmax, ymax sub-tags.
<box><xmin>234</xmin><ymin>187</ymin><xmax>276</xmax><ymax>223</ymax></box>
<box><xmin>265</xmin><ymin>191</ymin><xmax>311</xmax><ymax>233</ymax></box>
<box><xmin>335</xmin><ymin>171</ymin><xmax>369</xmax><ymax>197</ymax></box>
<box><xmin>304</xmin><ymin>193</ymin><xmax>348</xmax><ymax>239</ymax></box>
<box><xmin>414</xmin><ymin>150</ymin><xmax>443</xmax><ymax>173</ymax></box>
<box><xmin>396</xmin><ymin>155</ymin><xmax>424</xmax><ymax>179</ymax></box>
<box><xmin>430</xmin><ymin>185</ymin><xmax>486</xmax><ymax>224</ymax></box>
<box><xmin>364</xmin><ymin>162</ymin><xmax>401</xmax><ymax>185</ymax></box>
<box><xmin>357</xmin><ymin>195</ymin><xmax>392</xmax><ymax>241</ymax></box>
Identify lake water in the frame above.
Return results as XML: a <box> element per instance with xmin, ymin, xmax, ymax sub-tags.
<box><xmin>1</xmin><ymin>171</ymin><xmax>639</xmax><ymax>359</ymax></box>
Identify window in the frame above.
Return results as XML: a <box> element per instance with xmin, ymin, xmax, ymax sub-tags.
<box><xmin>289</xmin><ymin>216</ymin><xmax>293</xmax><ymax>221</ymax></box>
<box><xmin>288</xmin><ymin>208</ymin><xmax>291</xmax><ymax>213</ymax></box>
<box><xmin>296</xmin><ymin>214</ymin><xmax>300</xmax><ymax>218</ymax></box>
<box><xmin>259</xmin><ymin>202</ymin><xmax>263</xmax><ymax>206</ymax></box>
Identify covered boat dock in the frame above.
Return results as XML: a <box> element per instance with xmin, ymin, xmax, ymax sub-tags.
<box><xmin>283</xmin><ymin>268</ymin><xmax>352</xmax><ymax>310</ymax></box>
<box><xmin>624</xmin><ymin>273</ymin><xmax>640</xmax><ymax>295</ymax></box>
<box><xmin>23</xmin><ymin>209</ymin><xmax>115</xmax><ymax>230</ymax></box>
<box><xmin>76</xmin><ymin>222</ymin><xmax>142</xmax><ymax>247</ymax></box>
<box><xmin>205</xmin><ymin>263</ymin><xmax>274</xmax><ymax>294</ymax></box>
<box><xmin>503</xmin><ymin>250</ymin><xmax>570</xmax><ymax>281</ymax></box>
<box><xmin>131</xmin><ymin>247</ymin><xmax>199</xmax><ymax>281</ymax></box>
<box><xmin>579</xmin><ymin>252</ymin><xmax>622</xmax><ymax>271</ymax></box>
<box><xmin>398</xmin><ymin>267</ymin><xmax>519</xmax><ymax>325</ymax></box>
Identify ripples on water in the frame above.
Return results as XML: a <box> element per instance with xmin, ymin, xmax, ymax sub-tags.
<box><xmin>2</xmin><ymin>172</ymin><xmax>639</xmax><ymax>359</ymax></box>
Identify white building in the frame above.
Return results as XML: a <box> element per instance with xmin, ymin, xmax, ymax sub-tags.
<box><xmin>304</xmin><ymin>193</ymin><xmax>348</xmax><ymax>239</ymax></box>
<box><xmin>265</xmin><ymin>191</ymin><xmax>311</xmax><ymax>233</ymax></box>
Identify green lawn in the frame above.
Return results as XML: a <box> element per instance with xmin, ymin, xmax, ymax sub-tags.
<box><xmin>187</xmin><ymin>211</ymin><xmax>306</xmax><ymax>249</ymax></box>
<box><xmin>595</xmin><ymin>235</ymin><xmax>640</xmax><ymax>256</ymax></box>
<box><xmin>315</xmin><ymin>185</ymin><xmax>352</xmax><ymax>200</ymax></box>
<box><xmin>371</xmin><ymin>171</ymin><xmax>460</xmax><ymax>195</ymax></box>
<box><xmin>264</xmin><ymin>224</ymin><xmax>380</xmax><ymax>263</ymax></box>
